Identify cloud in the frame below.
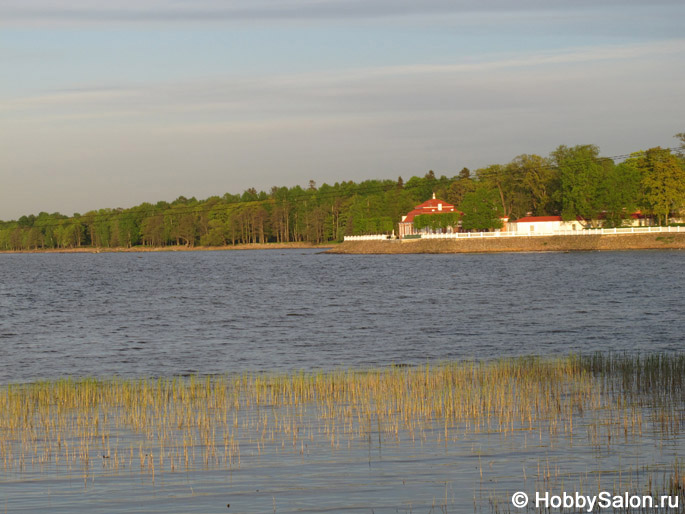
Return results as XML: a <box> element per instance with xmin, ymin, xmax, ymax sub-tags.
<box><xmin>0</xmin><ymin>46</ymin><xmax>680</xmax><ymax>205</ymax></box>
<box><xmin>3</xmin><ymin>38</ymin><xmax>683</xmax><ymax>119</ymax></box>
<box><xmin>2</xmin><ymin>0</ymin><xmax>682</xmax><ymax>24</ymax></box>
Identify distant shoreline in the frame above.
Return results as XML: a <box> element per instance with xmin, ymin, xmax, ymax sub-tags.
<box><xmin>0</xmin><ymin>242</ymin><xmax>334</xmax><ymax>255</ymax></box>
<box><xmin>326</xmin><ymin>232</ymin><xmax>685</xmax><ymax>254</ymax></box>
<box><xmin>3</xmin><ymin>233</ymin><xmax>685</xmax><ymax>255</ymax></box>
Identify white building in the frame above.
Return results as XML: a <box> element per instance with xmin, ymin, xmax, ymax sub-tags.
<box><xmin>509</xmin><ymin>216</ymin><xmax>583</xmax><ymax>234</ymax></box>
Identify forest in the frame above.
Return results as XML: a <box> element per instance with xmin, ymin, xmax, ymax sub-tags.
<box><xmin>1</xmin><ymin>139</ymin><xmax>684</xmax><ymax>250</ymax></box>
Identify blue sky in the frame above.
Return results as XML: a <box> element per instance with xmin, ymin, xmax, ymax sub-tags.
<box><xmin>1</xmin><ymin>1</ymin><xmax>684</xmax><ymax>219</ymax></box>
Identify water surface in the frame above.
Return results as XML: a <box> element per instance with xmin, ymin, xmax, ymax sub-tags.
<box><xmin>1</xmin><ymin>249</ymin><xmax>683</xmax><ymax>382</ymax></box>
<box><xmin>1</xmin><ymin>249</ymin><xmax>683</xmax><ymax>513</ymax></box>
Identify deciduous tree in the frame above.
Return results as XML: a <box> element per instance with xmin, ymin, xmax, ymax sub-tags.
<box><xmin>635</xmin><ymin>147</ymin><xmax>685</xmax><ymax>225</ymax></box>
<box><xmin>459</xmin><ymin>188</ymin><xmax>503</xmax><ymax>231</ymax></box>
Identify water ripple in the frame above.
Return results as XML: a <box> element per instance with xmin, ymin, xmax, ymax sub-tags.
<box><xmin>0</xmin><ymin>249</ymin><xmax>683</xmax><ymax>383</ymax></box>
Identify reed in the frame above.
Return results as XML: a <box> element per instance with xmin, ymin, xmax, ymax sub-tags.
<box><xmin>0</xmin><ymin>353</ymin><xmax>682</xmax><ymax>505</ymax></box>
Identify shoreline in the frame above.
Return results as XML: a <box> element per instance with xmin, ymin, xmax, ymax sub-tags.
<box><xmin>3</xmin><ymin>233</ymin><xmax>685</xmax><ymax>255</ymax></box>
<box><xmin>325</xmin><ymin>232</ymin><xmax>685</xmax><ymax>254</ymax></box>
<box><xmin>0</xmin><ymin>241</ymin><xmax>334</xmax><ymax>255</ymax></box>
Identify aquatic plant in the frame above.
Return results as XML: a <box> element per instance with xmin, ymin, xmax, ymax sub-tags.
<box><xmin>0</xmin><ymin>354</ymin><xmax>682</xmax><ymax>511</ymax></box>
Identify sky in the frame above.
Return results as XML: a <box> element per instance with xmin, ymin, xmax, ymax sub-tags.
<box><xmin>1</xmin><ymin>1</ymin><xmax>684</xmax><ymax>220</ymax></box>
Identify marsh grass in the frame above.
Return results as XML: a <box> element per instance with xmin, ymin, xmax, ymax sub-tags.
<box><xmin>1</xmin><ymin>354</ymin><xmax>683</xmax><ymax>511</ymax></box>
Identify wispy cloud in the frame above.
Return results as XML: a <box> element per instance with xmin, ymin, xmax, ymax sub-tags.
<box><xmin>2</xmin><ymin>24</ymin><xmax>683</xmax><ymax>219</ymax></box>
<box><xmin>3</xmin><ymin>39</ymin><xmax>683</xmax><ymax>120</ymax></box>
<box><xmin>2</xmin><ymin>0</ymin><xmax>682</xmax><ymax>24</ymax></box>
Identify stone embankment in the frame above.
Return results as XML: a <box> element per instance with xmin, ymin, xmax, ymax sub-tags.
<box><xmin>326</xmin><ymin>233</ymin><xmax>685</xmax><ymax>254</ymax></box>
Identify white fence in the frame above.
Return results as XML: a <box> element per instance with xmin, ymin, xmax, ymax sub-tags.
<box><xmin>343</xmin><ymin>235</ymin><xmax>391</xmax><ymax>241</ymax></box>
<box><xmin>344</xmin><ymin>226</ymin><xmax>684</xmax><ymax>242</ymax></box>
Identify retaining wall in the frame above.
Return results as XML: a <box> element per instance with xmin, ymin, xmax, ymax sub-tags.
<box><xmin>327</xmin><ymin>233</ymin><xmax>685</xmax><ymax>254</ymax></box>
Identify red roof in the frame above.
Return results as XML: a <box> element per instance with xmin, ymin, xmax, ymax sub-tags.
<box><xmin>415</xmin><ymin>198</ymin><xmax>455</xmax><ymax>211</ymax></box>
<box><xmin>401</xmin><ymin>196</ymin><xmax>455</xmax><ymax>224</ymax></box>
<box><xmin>513</xmin><ymin>216</ymin><xmax>563</xmax><ymax>223</ymax></box>
<box><xmin>402</xmin><ymin>209</ymin><xmax>423</xmax><ymax>223</ymax></box>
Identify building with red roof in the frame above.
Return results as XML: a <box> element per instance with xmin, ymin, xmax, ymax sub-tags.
<box><xmin>511</xmin><ymin>212</ymin><xmax>653</xmax><ymax>233</ymax></box>
<box><xmin>510</xmin><ymin>215</ymin><xmax>583</xmax><ymax>234</ymax></box>
<box><xmin>399</xmin><ymin>194</ymin><xmax>458</xmax><ymax>238</ymax></box>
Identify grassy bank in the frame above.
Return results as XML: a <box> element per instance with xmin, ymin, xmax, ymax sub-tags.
<box><xmin>327</xmin><ymin>232</ymin><xmax>685</xmax><ymax>254</ymax></box>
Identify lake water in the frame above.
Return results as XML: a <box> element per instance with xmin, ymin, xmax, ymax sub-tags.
<box><xmin>1</xmin><ymin>249</ymin><xmax>683</xmax><ymax>383</ymax></box>
<box><xmin>1</xmin><ymin>249</ymin><xmax>683</xmax><ymax>513</ymax></box>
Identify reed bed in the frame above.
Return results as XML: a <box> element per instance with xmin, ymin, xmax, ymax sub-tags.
<box><xmin>1</xmin><ymin>354</ymin><xmax>683</xmax><ymax>509</ymax></box>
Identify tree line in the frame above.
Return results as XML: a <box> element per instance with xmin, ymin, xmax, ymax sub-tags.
<box><xmin>2</xmin><ymin>137</ymin><xmax>684</xmax><ymax>250</ymax></box>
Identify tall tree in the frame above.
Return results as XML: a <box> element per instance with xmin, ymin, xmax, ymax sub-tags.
<box><xmin>446</xmin><ymin>175</ymin><xmax>476</xmax><ymax>208</ymax></box>
<box><xmin>508</xmin><ymin>154</ymin><xmax>559</xmax><ymax>216</ymax></box>
<box><xmin>167</xmin><ymin>204</ymin><xmax>198</xmax><ymax>246</ymax></box>
<box><xmin>634</xmin><ymin>147</ymin><xmax>685</xmax><ymax>225</ymax></box>
<box><xmin>476</xmin><ymin>164</ymin><xmax>517</xmax><ymax>218</ymax></box>
<box><xmin>141</xmin><ymin>214</ymin><xmax>165</xmax><ymax>247</ymax></box>
<box><xmin>552</xmin><ymin>144</ymin><xmax>609</xmax><ymax>226</ymax></box>
<box><xmin>597</xmin><ymin>161</ymin><xmax>641</xmax><ymax>227</ymax></box>
<box><xmin>459</xmin><ymin>188</ymin><xmax>503</xmax><ymax>231</ymax></box>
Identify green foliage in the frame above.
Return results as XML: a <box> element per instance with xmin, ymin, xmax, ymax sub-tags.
<box><xmin>459</xmin><ymin>188</ymin><xmax>503</xmax><ymax>231</ymax></box>
<box><xmin>474</xmin><ymin>156</ymin><xmax>558</xmax><ymax>220</ymax></box>
<box><xmin>446</xmin><ymin>176</ymin><xmax>476</xmax><ymax>207</ymax></box>
<box><xmin>2</xmin><ymin>140</ymin><xmax>682</xmax><ymax>250</ymax></box>
<box><xmin>633</xmin><ymin>147</ymin><xmax>685</xmax><ymax>225</ymax></box>
<box><xmin>475</xmin><ymin>165</ymin><xmax>508</xmax><ymax>215</ymax></box>
<box><xmin>513</xmin><ymin>154</ymin><xmax>560</xmax><ymax>216</ymax></box>
<box><xmin>598</xmin><ymin>161</ymin><xmax>641</xmax><ymax>228</ymax></box>
<box><xmin>345</xmin><ymin>188</ymin><xmax>403</xmax><ymax>236</ymax></box>
<box><xmin>552</xmin><ymin>144</ymin><xmax>608</xmax><ymax>224</ymax></box>
<box><xmin>413</xmin><ymin>212</ymin><xmax>461</xmax><ymax>232</ymax></box>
